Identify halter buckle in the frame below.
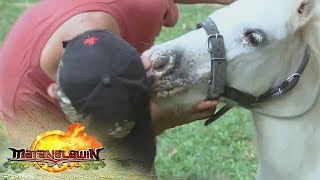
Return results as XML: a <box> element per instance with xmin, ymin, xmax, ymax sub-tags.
<box><xmin>207</xmin><ymin>33</ymin><xmax>224</xmax><ymax>53</ymax></box>
<box><xmin>276</xmin><ymin>73</ymin><xmax>302</xmax><ymax>95</ymax></box>
<box><xmin>287</xmin><ymin>73</ymin><xmax>302</xmax><ymax>82</ymax></box>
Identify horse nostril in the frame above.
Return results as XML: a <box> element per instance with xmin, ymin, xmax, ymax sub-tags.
<box><xmin>151</xmin><ymin>50</ymin><xmax>176</xmax><ymax>76</ymax></box>
<box><xmin>153</xmin><ymin>56</ymin><xmax>170</xmax><ymax>70</ymax></box>
<box><xmin>153</xmin><ymin>58</ymin><xmax>169</xmax><ymax>70</ymax></box>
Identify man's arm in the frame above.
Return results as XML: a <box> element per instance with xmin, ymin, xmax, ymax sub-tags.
<box><xmin>173</xmin><ymin>0</ymin><xmax>234</xmax><ymax>4</ymax></box>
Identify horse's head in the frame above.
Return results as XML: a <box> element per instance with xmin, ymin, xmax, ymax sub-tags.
<box><xmin>145</xmin><ymin>0</ymin><xmax>319</xmax><ymax>110</ymax></box>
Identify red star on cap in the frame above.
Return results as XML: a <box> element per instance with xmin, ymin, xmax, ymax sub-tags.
<box><xmin>83</xmin><ymin>35</ymin><xmax>99</xmax><ymax>45</ymax></box>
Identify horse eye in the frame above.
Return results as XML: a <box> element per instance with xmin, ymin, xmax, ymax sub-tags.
<box><xmin>244</xmin><ymin>29</ymin><xmax>266</xmax><ymax>46</ymax></box>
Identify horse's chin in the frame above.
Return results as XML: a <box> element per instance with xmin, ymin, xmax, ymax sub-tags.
<box><xmin>149</xmin><ymin>75</ymin><xmax>209</xmax><ymax>109</ymax></box>
<box><xmin>151</xmin><ymin>88</ymin><xmax>189</xmax><ymax>109</ymax></box>
<box><xmin>150</xmin><ymin>79</ymin><xmax>187</xmax><ymax>100</ymax></box>
<box><xmin>148</xmin><ymin>76</ymin><xmax>189</xmax><ymax>107</ymax></box>
<box><xmin>148</xmin><ymin>68</ymin><xmax>189</xmax><ymax>94</ymax></box>
<box><xmin>154</xmin><ymin>86</ymin><xmax>186</xmax><ymax>99</ymax></box>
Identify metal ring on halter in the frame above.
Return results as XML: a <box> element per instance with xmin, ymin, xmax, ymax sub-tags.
<box><xmin>287</xmin><ymin>73</ymin><xmax>302</xmax><ymax>82</ymax></box>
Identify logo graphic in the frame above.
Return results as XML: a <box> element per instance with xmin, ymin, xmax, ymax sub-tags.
<box><xmin>4</xmin><ymin>123</ymin><xmax>105</xmax><ymax>172</ymax></box>
<box><xmin>83</xmin><ymin>36</ymin><xmax>99</xmax><ymax>45</ymax></box>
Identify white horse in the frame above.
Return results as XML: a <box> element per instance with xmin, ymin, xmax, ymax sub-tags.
<box><xmin>144</xmin><ymin>0</ymin><xmax>320</xmax><ymax>179</ymax></box>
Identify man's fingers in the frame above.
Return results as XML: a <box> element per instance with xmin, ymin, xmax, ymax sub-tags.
<box><xmin>141</xmin><ymin>54</ymin><xmax>152</xmax><ymax>71</ymax></box>
<box><xmin>192</xmin><ymin>100</ymin><xmax>219</xmax><ymax>113</ymax></box>
<box><xmin>194</xmin><ymin>110</ymin><xmax>215</xmax><ymax>120</ymax></box>
<box><xmin>183</xmin><ymin>109</ymin><xmax>214</xmax><ymax>124</ymax></box>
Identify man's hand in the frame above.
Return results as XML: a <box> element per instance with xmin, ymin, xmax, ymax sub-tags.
<box><xmin>141</xmin><ymin>55</ymin><xmax>219</xmax><ymax>135</ymax></box>
<box><xmin>141</xmin><ymin>54</ymin><xmax>152</xmax><ymax>71</ymax></box>
<box><xmin>150</xmin><ymin>101</ymin><xmax>219</xmax><ymax>135</ymax></box>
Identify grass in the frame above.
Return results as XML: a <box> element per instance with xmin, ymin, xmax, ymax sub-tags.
<box><xmin>0</xmin><ymin>0</ymin><xmax>37</xmax><ymax>43</ymax></box>
<box><xmin>0</xmin><ymin>2</ymin><xmax>257</xmax><ymax>179</ymax></box>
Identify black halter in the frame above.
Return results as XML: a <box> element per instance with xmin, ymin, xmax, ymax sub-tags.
<box><xmin>197</xmin><ymin>18</ymin><xmax>311</xmax><ymax>126</ymax></box>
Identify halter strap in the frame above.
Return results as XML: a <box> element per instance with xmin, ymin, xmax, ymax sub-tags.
<box><xmin>197</xmin><ymin>18</ymin><xmax>230</xmax><ymax>126</ymax></box>
<box><xmin>197</xmin><ymin>18</ymin><xmax>227</xmax><ymax>100</ymax></box>
<box><xmin>197</xmin><ymin>18</ymin><xmax>311</xmax><ymax>126</ymax></box>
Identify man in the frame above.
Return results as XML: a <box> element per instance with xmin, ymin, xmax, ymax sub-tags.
<box><xmin>0</xmin><ymin>0</ymin><xmax>235</xmax><ymax>177</ymax></box>
<box><xmin>0</xmin><ymin>0</ymin><xmax>231</xmax><ymax>146</ymax></box>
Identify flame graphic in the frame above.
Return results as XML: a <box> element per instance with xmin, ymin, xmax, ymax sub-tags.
<box><xmin>30</xmin><ymin>123</ymin><xmax>102</xmax><ymax>172</ymax></box>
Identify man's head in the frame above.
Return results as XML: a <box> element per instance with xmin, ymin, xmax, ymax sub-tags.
<box><xmin>54</xmin><ymin>29</ymin><xmax>152</xmax><ymax>139</ymax></box>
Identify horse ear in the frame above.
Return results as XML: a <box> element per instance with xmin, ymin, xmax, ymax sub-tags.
<box><xmin>293</xmin><ymin>0</ymin><xmax>315</xmax><ymax>28</ymax></box>
<box><xmin>298</xmin><ymin>0</ymin><xmax>314</xmax><ymax>16</ymax></box>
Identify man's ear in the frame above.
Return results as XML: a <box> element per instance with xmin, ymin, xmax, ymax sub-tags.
<box><xmin>292</xmin><ymin>0</ymin><xmax>315</xmax><ymax>29</ymax></box>
<box><xmin>47</xmin><ymin>83</ymin><xmax>57</xmax><ymax>99</ymax></box>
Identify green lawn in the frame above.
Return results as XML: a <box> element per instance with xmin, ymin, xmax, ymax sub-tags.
<box><xmin>0</xmin><ymin>1</ymin><xmax>257</xmax><ymax>179</ymax></box>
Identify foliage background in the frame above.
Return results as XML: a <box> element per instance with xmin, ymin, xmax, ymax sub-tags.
<box><xmin>0</xmin><ymin>1</ymin><xmax>257</xmax><ymax>179</ymax></box>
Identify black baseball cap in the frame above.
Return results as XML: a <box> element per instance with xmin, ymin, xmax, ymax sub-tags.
<box><xmin>56</xmin><ymin>29</ymin><xmax>153</xmax><ymax>138</ymax></box>
<box><xmin>56</xmin><ymin>29</ymin><xmax>156</xmax><ymax>169</ymax></box>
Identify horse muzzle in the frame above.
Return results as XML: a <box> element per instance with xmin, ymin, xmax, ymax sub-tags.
<box><xmin>144</xmin><ymin>49</ymin><xmax>190</xmax><ymax>99</ymax></box>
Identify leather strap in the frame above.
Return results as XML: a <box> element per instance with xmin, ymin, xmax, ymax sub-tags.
<box><xmin>204</xmin><ymin>46</ymin><xmax>311</xmax><ymax>126</ymax></box>
<box><xmin>197</xmin><ymin>18</ymin><xmax>227</xmax><ymax>100</ymax></box>
<box><xmin>197</xmin><ymin>17</ymin><xmax>311</xmax><ymax>126</ymax></box>
<box><xmin>222</xmin><ymin>46</ymin><xmax>311</xmax><ymax>106</ymax></box>
<box><xmin>257</xmin><ymin>46</ymin><xmax>311</xmax><ymax>102</ymax></box>
<box><xmin>197</xmin><ymin>18</ymin><xmax>229</xmax><ymax>126</ymax></box>
<box><xmin>204</xmin><ymin>104</ymin><xmax>233</xmax><ymax>126</ymax></box>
